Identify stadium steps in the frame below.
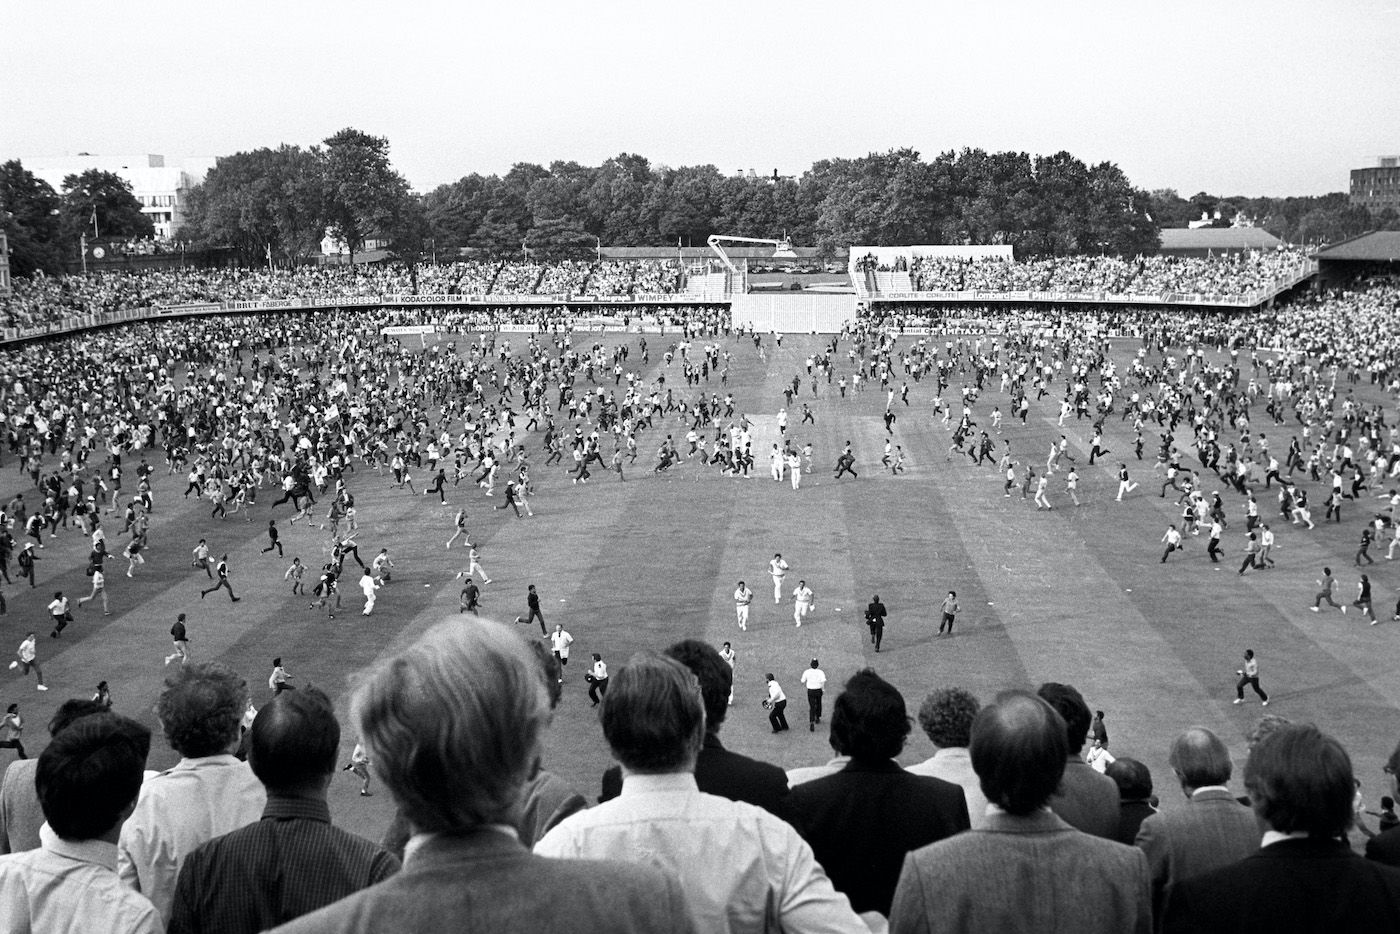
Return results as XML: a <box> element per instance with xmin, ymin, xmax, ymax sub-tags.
<box><xmin>872</xmin><ymin>271</ymin><xmax>912</xmax><ymax>294</ymax></box>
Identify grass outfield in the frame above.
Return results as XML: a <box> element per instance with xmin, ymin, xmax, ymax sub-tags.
<box><xmin>3</xmin><ymin>331</ymin><xmax>1398</xmax><ymax>845</ymax></box>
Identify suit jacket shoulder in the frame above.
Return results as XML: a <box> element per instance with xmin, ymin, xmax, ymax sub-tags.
<box><xmin>893</xmin><ymin>815</ymin><xmax>1149</xmax><ymax>934</ymax></box>
<box><xmin>693</xmin><ymin>737</ymin><xmax>790</xmax><ymax>816</ymax></box>
<box><xmin>1164</xmin><ymin>839</ymin><xmax>1400</xmax><ymax>934</ymax></box>
<box><xmin>1367</xmin><ymin>826</ymin><xmax>1400</xmax><ymax>867</ymax></box>
<box><xmin>270</xmin><ymin>836</ymin><xmax>696</xmax><ymax>934</ymax></box>
<box><xmin>1051</xmin><ymin>760</ymin><xmax>1121</xmax><ymax>839</ymax></box>
<box><xmin>787</xmin><ymin>763</ymin><xmax>970</xmax><ymax>915</ymax></box>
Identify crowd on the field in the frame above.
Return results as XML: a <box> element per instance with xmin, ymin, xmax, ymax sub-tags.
<box><xmin>1</xmin><ymin>273</ymin><xmax>1400</xmax><ymax>931</ymax></box>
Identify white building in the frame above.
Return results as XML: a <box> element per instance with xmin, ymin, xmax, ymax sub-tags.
<box><xmin>21</xmin><ymin>153</ymin><xmax>215</xmax><ymax>240</ymax></box>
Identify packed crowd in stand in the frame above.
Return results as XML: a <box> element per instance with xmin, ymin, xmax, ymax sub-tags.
<box><xmin>0</xmin><ymin>259</ymin><xmax>687</xmax><ymax>330</ymax></box>
<box><xmin>889</xmin><ymin>249</ymin><xmax>1310</xmax><ymax>298</ymax></box>
<box><xmin>0</xmin><ymin>250</ymin><xmax>1315</xmax><ymax>334</ymax></box>
<box><xmin>0</xmin><ymin>270</ymin><xmax>1399</xmax><ymax>931</ymax></box>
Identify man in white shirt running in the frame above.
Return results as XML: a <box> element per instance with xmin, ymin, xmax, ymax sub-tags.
<box><xmin>799</xmin><ymin>659</ymin><xmax>827</xmax><ymax>731</ymax></box>
<box><xmin>792</xmin><ymin>580</ymin><xmax>815</xmax><ymax>628</ymax></box>
<box><xmin>769</xmin><ymin>554</ymin><xmax>789</xmax><ymax>604</ymax></box>
<box><xmin>733</xmin><ymin>581</ymin><xmax>753</xmax><ymax>631</ymax></box>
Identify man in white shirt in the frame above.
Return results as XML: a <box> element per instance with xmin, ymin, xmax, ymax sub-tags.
<box><xmin>733</xmin><ymin>581</ymin><xmax>753</xmax><ymax>631</ymax></box>
<box><xmin>9</xmin><ymin>633</ymin><xmax>46</xmax><ymax>691</ymax></box>
<box><xmin>906</xmin><ymin>687</ymin><xmax>989</xmax><ymax>828</ymax></box>
<box><xmin>799</xmin><ymin>659</ymin><xmax>827</xmax><ymax>732</ymax></box>
<box><xmin>768</xmin><ymin>554</ymin><xmax>788</xmax><ymax>604</ymax></box>
<box><xmin>118</xmin><ymin>662</ymin><xmax>266</xmax><ymax>924</ymax></box>
<box><xmin>536</xmin><ymin>653</ymin><xmax>867</xmax><ymax>934</ymax></box>
<box><xmin>718</xmin><ymin>642</ymin><xmax>736</xmax><ymax>706</ymax></box>
<box><xmin>549</xmin><ymin>624</ymin><xmax>574</xmax><ymax>683</ymax></box>
<box><xmin>359</xmin><ymin>569</ymin><xmax>379</xmax><ymax>616</ymax></box>
<box><xmin>0</xmin><ymin>711</ymin><xmax>161</xmax><ymax>933</ymax></box>
<box><xmin>765</xmin><ymin>673</ymin><xmax>789</xmax><ymax>733</ymax></box>
<box><xmin>792</xmin><ymin>580</ymin><xmax>814</xmax><ymax>628</ymax></box>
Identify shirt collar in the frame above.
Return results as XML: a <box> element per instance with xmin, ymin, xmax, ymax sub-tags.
<box><xmin>170</xmin><ymin>753</ymin><xmax>243</xmax><ymax>772</ymax></box>
<box><xmin>403</xmin><ymin>828</ymin><xmax>518</xmax><ymax>868</ymax></box>
<box><xmin>619</xmin><ymin>772</ymin><xmax>699</xmax><ymax>795</ymax></box>
<box><xmin>1190</xmin><ymin>785</ymin><xmax>1232</xmax><ymax>798</ymax></box>
<box><xmin>262</xmin><ymin>791</ymin><xmax>332</xmax><ymax>824</ymax></box>
<box><xmin>1261</xmin><ymin>829</ymin><xmax>1309</xmax><ymax>849</ymax></box>
<box><xmin>39</xmin><ymin>823</ymin><xmax>118</xmax><ymax>872</ymax></box>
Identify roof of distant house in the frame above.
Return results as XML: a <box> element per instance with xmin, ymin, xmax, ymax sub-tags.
<box><xmin>1313</xmin><ymin>230</ymin><xmax>1400</xmax><ymax>262</ymax></box>
<box><xmin>1157</xmin><ymin>228</ymin><xmax>1283</xmax><ymax>251</ymax></box>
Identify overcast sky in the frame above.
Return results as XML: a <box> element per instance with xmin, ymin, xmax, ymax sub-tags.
<box><xmin>4</xmin><ymin>0</ymin><xmax>1397</xmax><ymax>197</ymax></box>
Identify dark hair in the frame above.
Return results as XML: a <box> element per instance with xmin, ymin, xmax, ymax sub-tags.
<box><xmin>917</xmin><ymin>687</ymin><xmax>980</xmax><ymax>748</ymax></box>
<box><xmin>1037</xmin><ymin>682</ymin><xmax>1091</xmax><ymax>753</ymax></box>
<box><xmin>37</xmin><ymin>713</ymin><xmax>151</xmax><ymax>840</ymax></box>
<box><xmin>5</xmin><ymin>703</ymin><xmax>15</xmax><ymax>714</ymax></box>
<box><xmin>48</xmin><ymin>699</ymin><xmax>110</xmax><ymax>738</ymax></box>
<box><xmin>525</xmin><ymin>639</ymin><xmax>563</xmax><ymax>709</ymax></box>
<box><xmin>601</xmin><ymin>652</ymin><xmax>704</xmax><ymax>773</ymax></box>
<box><xmin>971</xmin><ymin>692</ymin><xmax>1068</xmax><ymax>816</ymax></box>
<box><xmin>1105</xmin><ymin>757</ymin><xmax>1154</xmax><ymax>800</ymax></box>
<box><xmin>1245</xmin><ymin>723</ymin><xmax>1354</xmax><ymax>837</ymax></box>
<box><xmin>156</xmin><ymin>662</ymin><xmax>247</xmax><ymax>757</ymax></box>
<box><xmin>830</xmin><ymin>669</ymin><xmax>911</xmax><ymax>762</ymax></box>
<box><xmin>1169</xmin><ymin>727</ymin><xmax>1233</xmax><ymax>788</ymax></box>
<box><xmin>249</xmin><ymin>686</ymin><xmax>340</xmax><ymax>790</ymax></box>
<box><xmin>664</xmin><ymin>639</ymin><xmax>730</xmax><ymax>733</ymax></box>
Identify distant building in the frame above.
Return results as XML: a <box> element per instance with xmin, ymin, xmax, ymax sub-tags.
<box><xmin>20</xmin><ymin>153</ymin><xmax>215</xmax><ymax>239</ymax></box>
<box><xmin>1350</xmin><ymin>156</ymin><xmax>1400</xmax><ymax>213</ymax></box>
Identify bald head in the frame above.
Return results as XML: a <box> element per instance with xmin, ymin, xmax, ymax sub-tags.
<box><xmin>970</xmin><ymin>691</ymin><xmax>1068</xmax><ymax>816</ymax></box>
<box><xmin>1168</xmin><ymin>727</ymin><xmax>1232</xmax><ymax>792</ymax></box>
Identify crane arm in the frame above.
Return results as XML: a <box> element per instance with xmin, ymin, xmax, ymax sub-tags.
<box><xmin>706</xmin><ymin>235</ymin><xmax>794</xmax><ymax>274</ymax></box>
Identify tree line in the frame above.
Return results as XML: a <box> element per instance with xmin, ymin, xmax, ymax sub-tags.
<box><xmin>5</xmin><ymin>128</ymin><xmax>1398</xmax><ymax>278</ymax></box>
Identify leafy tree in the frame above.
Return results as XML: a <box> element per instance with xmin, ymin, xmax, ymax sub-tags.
<box><xmin>0</xmin><ymin>160</ymin><xmax>66</xmax><ymax>276</ymax></box>
<box><xmin>183</xmin><ymin>145</ymin><xmax>324</xmax><ymax>266</ymax></box>
<box><xmin>320</xmin><ymin>128</ymin><xmax>409</xmax><ymax>264</ymax></box>
<box><xmin>60</xmin><ymin>169</ymin><xmax>152</xmax><ymax>244</ymax></box>
<box><xmin>524</xmin><ymin>216</ymin><xmax>595</xmax><ymax>260</ymax></box>
<box><xmin>384</xmin><ymin>194</ymin><xmax>436</xmax><ymax>292</ymax></box>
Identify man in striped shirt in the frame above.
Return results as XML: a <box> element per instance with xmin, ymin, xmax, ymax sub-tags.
<box><xmin>168</xmin><ymin>686</ymin><xmax>398</xmax><ymax>934</ymax></box>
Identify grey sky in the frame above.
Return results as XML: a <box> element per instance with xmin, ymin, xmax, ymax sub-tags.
<box><xmin>4</xmin><ymin>0</ymin><xmax>1397</xmax><ymax>197</ymax></box>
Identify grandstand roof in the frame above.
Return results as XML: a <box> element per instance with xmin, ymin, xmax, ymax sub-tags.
<box><xmin>1313</xmin><ymin>231</ymin><xmax>1400</xmax><ymax>262</ymax></box>
<box><xmin>600</xmin><ymin>246</ymin><xmax>832</xmax><ymax>261</ymax></box>
<box><xmin>1157</xmin><ymin>228</ymin><xmax>1283</xmax><ymax>252</ymax></box>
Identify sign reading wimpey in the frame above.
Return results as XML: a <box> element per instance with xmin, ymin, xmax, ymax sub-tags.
<box><xmin>381</xmin><ymin>325</ymin><xmax>437</xmax><ymax>336</ymax></box>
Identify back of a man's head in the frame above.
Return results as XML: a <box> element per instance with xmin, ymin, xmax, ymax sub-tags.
<box><xmin>602</xmin><ymin>652</ymin><xmax>705</xmax><ymax>774</ymax></box>
<box><xmin>525</xmin><ymin>639</ymin><xmax>564</xmax><ymax>710</ymax></box>
<box><xmin>353</xmin><ymin>617</ymin><xmax>546</xmax><ymax>835</ymax></box>
<box><xmin>971</xmin><ymin>692</ymin><xmax>1068</xmax><ymax>816</ymax></box>
<box><xmin>1245</xmin><ymin>723</ymin><xmax>1354</xmax><ymax>838</ymax></box>
<box><xmin>1037</xmin><ymin>682</ymin><xmax>1091</xmax><ymax>754</ymax></box>
<box><xmin>47</xmin><ymin>699</ymin><xmax>108</xmax><ymax>738</ymax></box>
<box><xmin>917</xmin><ymin>687</ymin><xmax>980</xmax><ymax>749</ymax></box>
<box><xmin>664</xmin><ymin>639</ymin><xmax>730</xmax><ymax>734</ymax></box>
<box><xmin>37</xmin><ymin>713</ymin><xmax>151</xmax><ymax>841</ymax></box>
<box><xmin>249</xmin><ymin>686</ymin><xmax>340</xmax><ymax>793</ymax></box>
<box><xmin>1105</xmin><ymin>757</ymin><xmax>1153</xmax><ymax>801</ymax></box>
<box><xmin>1169</xmin><ymin>726</ymin><xmax>1233</xmax><ymax>790</ymax></box>
<box><xmin>830</xmin><ymin>668</ymin><xmax>911</xmax><ymax>762</ymax></box>
<box><xmin>157</xmin><ymin>662</ymin><xmax>248</xmax><ymax>758</ymax></box>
